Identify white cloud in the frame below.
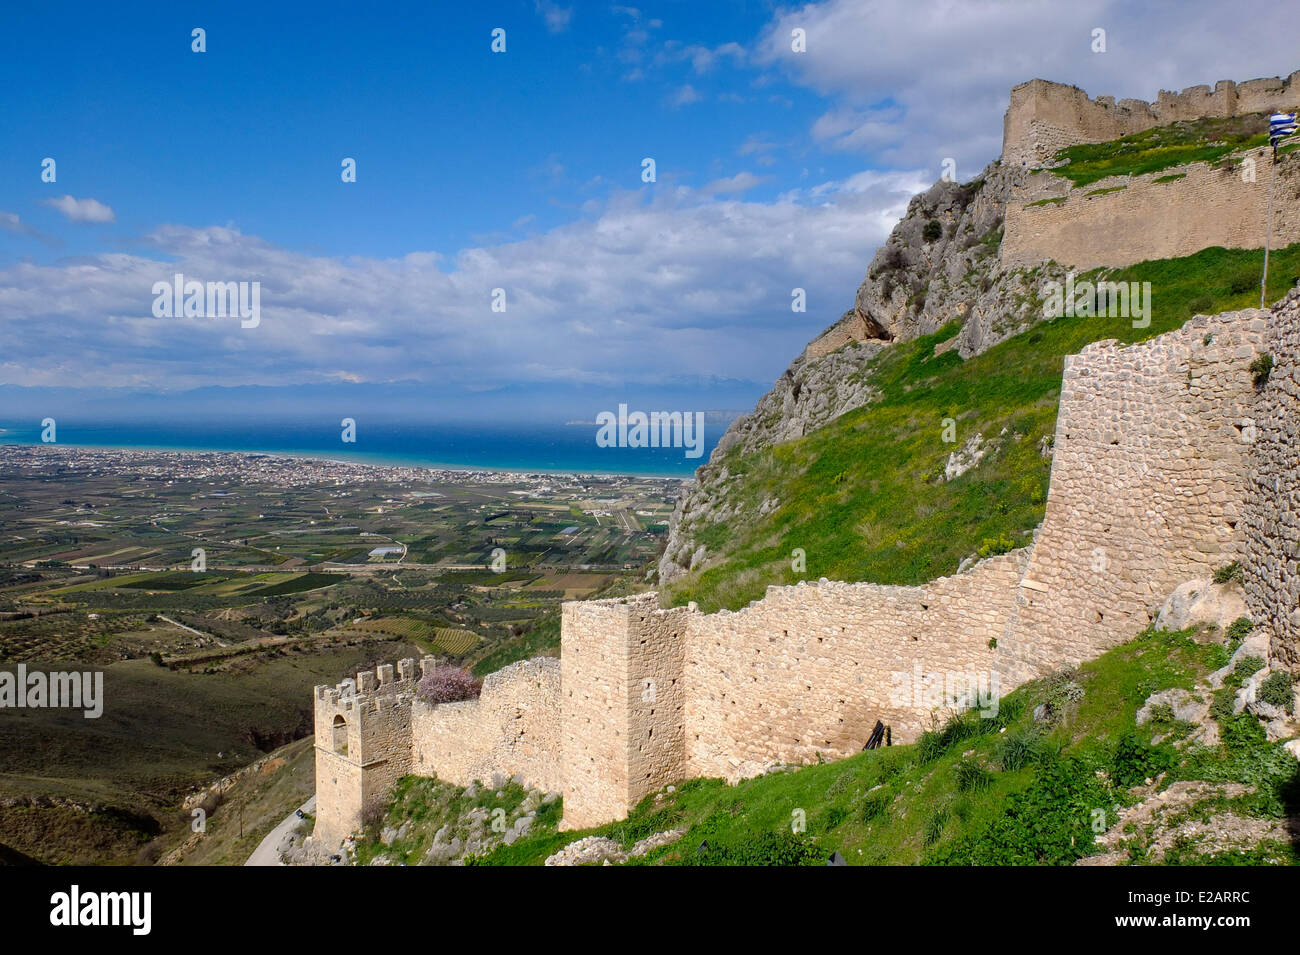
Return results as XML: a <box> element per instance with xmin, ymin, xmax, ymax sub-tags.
<box><xmin>41</xmin><ymin>195</ymin><xmax>116</xmax><ymax>224</ymax></box>
<box><xmin>755</xmin><ymin>0</ymin><xmax>1300</xmax><ymax>169</ymax></box>
<box><xmin>669</xmin><ymin>83</ymin><xmax>703</xmax><ymax>107</ymax></box>
<box><xmin>0</xmin><ymin>211</ymin><xmax>53</xmax><ymax>243</ymax></box>
<box><xmin>699</xmin><ymin>171</ymin><xmax>765</xmax><ymax>196</ymax></box>
<box><xmin>535</xmin><ymin>1</ymin><xmax>573</xmax><ymax>34</ymax></box>
<box><xmin>0</xmin><ymin>171</ymin><xmax>926</xmax><ymax>391</ymax></box>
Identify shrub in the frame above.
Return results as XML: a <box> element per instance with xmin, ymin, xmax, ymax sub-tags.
<box><xmin>976</xmin><ymin>533</ymin><xmax>1016</xmax><ymax>558</ymax></box>
<box><xmin>693</xmin><ymin>831</ymin><xmax>823</xmax><ymax>866</ymax></box>
<box><xmin>1259</xmin><ymin>671</ymin><xmax>1295</xmax><ymax>712</ymax></box>
<box><xmin>954</xmin><ymin>761</ymin><xmax>993</xmax><ymax>793</ymax></box>
<box><xmin>922</xmin><ymin>219</ymin><xmax>943</xmax><ymax>243</ymax></box>
<box><xmin>1212</xmin><ymin>562</ymin><xmax>1242</xmax><ymax>585</ymax></box>
<box><xmin>1041</xmin><ymin>667</ymin><xmax>1085</xmax><ymax>722</ymax></box>
<box><xmin>996</xmin><ymin>727</ymin><xmax>1041</xmax><ymax>771</ymax></box>
<box><xmin>1225</xmin><ymin>617</ymin><xmax>1253</xmax><ymax>644</ymax></box>
<box><xmin>1235</xmin><ymin>655</ymin><xmax>1266</xmax><ymax>680</ymax></box>
<box><xmin>417</xmin><ymin>665</ymin><xmax>482</xmax><ymax>705</ymax></box>
<box><xmin>1250</xmin><ymin>353</ymin><xmax>1274</xmax><ymax>388</ymax></box>
<box><xmin>1111</xmin><ymin>732</ymin><xmax>1175</xmax><ymax>788</ymax></box>
<box><xmin>926</xmin><ymin>755</ymin><xmax>1107</xmax><ymax>865</ymax></box>
<box><xmin>1229</xmin><ymin>273</ymin><xmax>1255</xmax><ymax>294</ymax></box>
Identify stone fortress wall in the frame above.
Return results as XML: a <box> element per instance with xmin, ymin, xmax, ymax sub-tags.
<box><xmin>1002</xmin><ymin>155</ymin><xmax>1300</xmax><ymax>270</ymax></box>
<box><xmin>313</xmin><ymin>300</ymin><xmax>1290</xmax><ymax>839</ymax></box>
<box><xmin>555</xmin><ymin>306</ymin><xmax>1279</xmax><ymax>827</ymax></box>
<box><xmin>311</xmin><ymin>78</ymin><xmax>1300</xmax><ymax>843</ymax></box>
<box><xmin>995</xmin><ymin>309</ymin><xmax>1269</xmax><ymax>683</ymax></box>
<box><xmin>1000</xmin><ymin>73</ymin><xmax>1300</xmax><ymax>270</ymax></box>
<box><xmin>1243</xmin><ymin>288</ymin><xmax>1300</xmax><ymax>670</ymax></box>
<box><xmin>1002</xmin><ymin>74</ymin><xmax>1300</xmax><ymax>169</ymax></box>
<box><xmin>313</xmin><ymin>657</ymin><xmax>563</xmax><ymax>847</ymax></box>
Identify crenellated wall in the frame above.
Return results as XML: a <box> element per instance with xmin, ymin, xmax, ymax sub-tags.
<box><xmin>313</xmin><ymin>658</ymin><xmax>424</xmax><ymax>847</ymax></box>
<box><xmin>1002</xmin><ymin>74</ymin><xmax>1300</xmax><ymax>168</ymax></box>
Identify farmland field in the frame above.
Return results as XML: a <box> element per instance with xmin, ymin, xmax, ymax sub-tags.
<box><xmin>0</xmin><ymin>444</ymin><xmax>682</xmax><ymax>864</ymax></box>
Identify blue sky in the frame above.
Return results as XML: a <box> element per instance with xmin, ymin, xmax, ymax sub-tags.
<box><xmin>0</xmin><ymin>2</ymin><xmax>860</xmax><ymax>262</ymax></box>
<box><xmin>1</xmin><ymin>0</ymin><xmax>1297</xmax><ymax>422</ymax></box>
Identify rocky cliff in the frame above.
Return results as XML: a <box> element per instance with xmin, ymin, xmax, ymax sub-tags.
<box><xmin>659</xmin><ymin>159</ymin><xmax>1064</xmax><ymax>587</ymax></box>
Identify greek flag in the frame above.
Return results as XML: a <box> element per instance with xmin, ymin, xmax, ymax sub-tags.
<box><xmin>1270</xmin><ymin>111</ymin><xmax>1298</xmax><ymax>146</ymax></box>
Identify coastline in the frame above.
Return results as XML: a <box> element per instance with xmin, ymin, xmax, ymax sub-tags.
<box><xmin>0</xmin><ymin>439</ymin><xmax>692</xmax><ymax>483</ymax></box>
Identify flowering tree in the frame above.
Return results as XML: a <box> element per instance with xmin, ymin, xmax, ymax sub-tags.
<box><xmin>417</xmin><ymin>665</ymin><xmax>482</xmax><ymax>705</ymax></box>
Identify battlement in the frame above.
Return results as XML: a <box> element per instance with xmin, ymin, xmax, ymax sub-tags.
<box><xmin>310</xmin><ymin>656</ymin><xmax>432</xmax><ymax>846</ymax></box>
<box><xmin>313</xmin><ymin>655</ymin><xmax>428</xmax><ymax>709</ymax></box>
<box><xmin>1003</xmin><ymin>71</ymin><xmax>1300</xmax><ymax>167</ymax></box>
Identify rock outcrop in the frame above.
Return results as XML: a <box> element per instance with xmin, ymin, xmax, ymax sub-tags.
<box><xmin>659</xmin><ymin>158</ymin><xmax>1064</xmax><ymax>588</ymax></box>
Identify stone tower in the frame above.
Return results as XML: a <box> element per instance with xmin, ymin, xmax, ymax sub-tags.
<box><xmin>312</xmin><ymin>657</ymin><xmax>429</xmax><ymax>847</ymax></box>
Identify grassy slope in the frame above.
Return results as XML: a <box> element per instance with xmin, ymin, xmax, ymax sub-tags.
<box><xmin>1045</xmin><ymin>113</ymin><xmax>1269</xmax><ymax>187</ymax></box>
<box><xmin>665</xmin><ymin>243</ymin><xmax>1300</xmax><ymax>613</ymax></box>
<box><xmin>167</xmin><ymin>735</ymin><xmax>317</xmax><ymax>866</ymax></box>
<box><xmin>467</xmin><ymin>624</ymin><xmax>1298</xmax><ymax>866</ymax></box>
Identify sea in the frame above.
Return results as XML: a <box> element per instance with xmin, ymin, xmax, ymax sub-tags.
<box><xmin>0</xmin><ymin>419</ymin><xmax>719</xmax><ymax>478</ymax></box>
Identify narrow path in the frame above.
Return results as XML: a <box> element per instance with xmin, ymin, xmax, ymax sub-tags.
<box><xmin>246</xmin><ymin>796</ymin><xmax>315</xmax><ymax>866</ymax></box>
<box><xmin>157</xmin><ymin>614</ymin><xmax>228</xmax><ymax>645</ymax></box>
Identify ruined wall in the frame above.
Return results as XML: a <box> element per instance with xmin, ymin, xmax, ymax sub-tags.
<box><xmin>1002</xmin><ymin>154</ymin><xmax>1300</xmax><ymax>270</ymax></box>
<box><xmin>996</xmin><ymin>310</ymin><xmax>1268</xmax><ymax>684</ymax></box>
<box><xmin>1242</xmin><ymin>291</ymin><xmax>1300</xmax><ymax>670</ymax></box>
<box><xmin>410</xmin><ymin>657</ymin><xmax>562</xmax><ymax>794</ymax></box>
<box><xmin>804</xmin><ymin>310</ymin><xmax>889</xmax><ymax>360</ymax></box>
<box><xmin>312</xmin><ymin>302</ymin><xmax>1296</xmax><ymax>839</ymax></box>
<box><xmin>553</xmin><ymin>308</ymin><xmax>1276</xmax><ymax>829</ymax></box>
<box><xmin>682</xmin><ymin>550</ymin><xmax>1028</xmax><ymax>783</ymax></box>
<box><xmin>1003</xmin><ymin>74</ymin><xmax>1300</xmax><ymax>168</ymax></box>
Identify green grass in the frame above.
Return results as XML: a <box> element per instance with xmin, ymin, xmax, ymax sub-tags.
<box><xmin>665</xmin><ymin>243</ymin><xmax>1300</xmax><ymax>613</ymax></box>
<box><xmin>464</xmin><ymin>626</ymin><xmax>1299</xmax><ymax>866</ymax></box>
<box><xmin>1048</xmin><ymin>113</ymin><xmax>1269</xmax><ymax>187</ymax></box>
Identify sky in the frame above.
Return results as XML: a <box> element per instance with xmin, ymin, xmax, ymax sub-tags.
<box><xmin>1</xmin><ymin>0</ymin><xmax>1298</xmax><ymax>424</ymax></box>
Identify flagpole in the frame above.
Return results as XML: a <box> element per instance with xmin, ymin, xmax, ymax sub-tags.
<box><xmin>1262</xmin><ymin>144</ymin><xmax>1276</xmax><ymax>310</ymax></box>
<box><xmin>1262</xmin><ymin>111</ymin><xmax>1298</xmax><ymax>309</ymax></box>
